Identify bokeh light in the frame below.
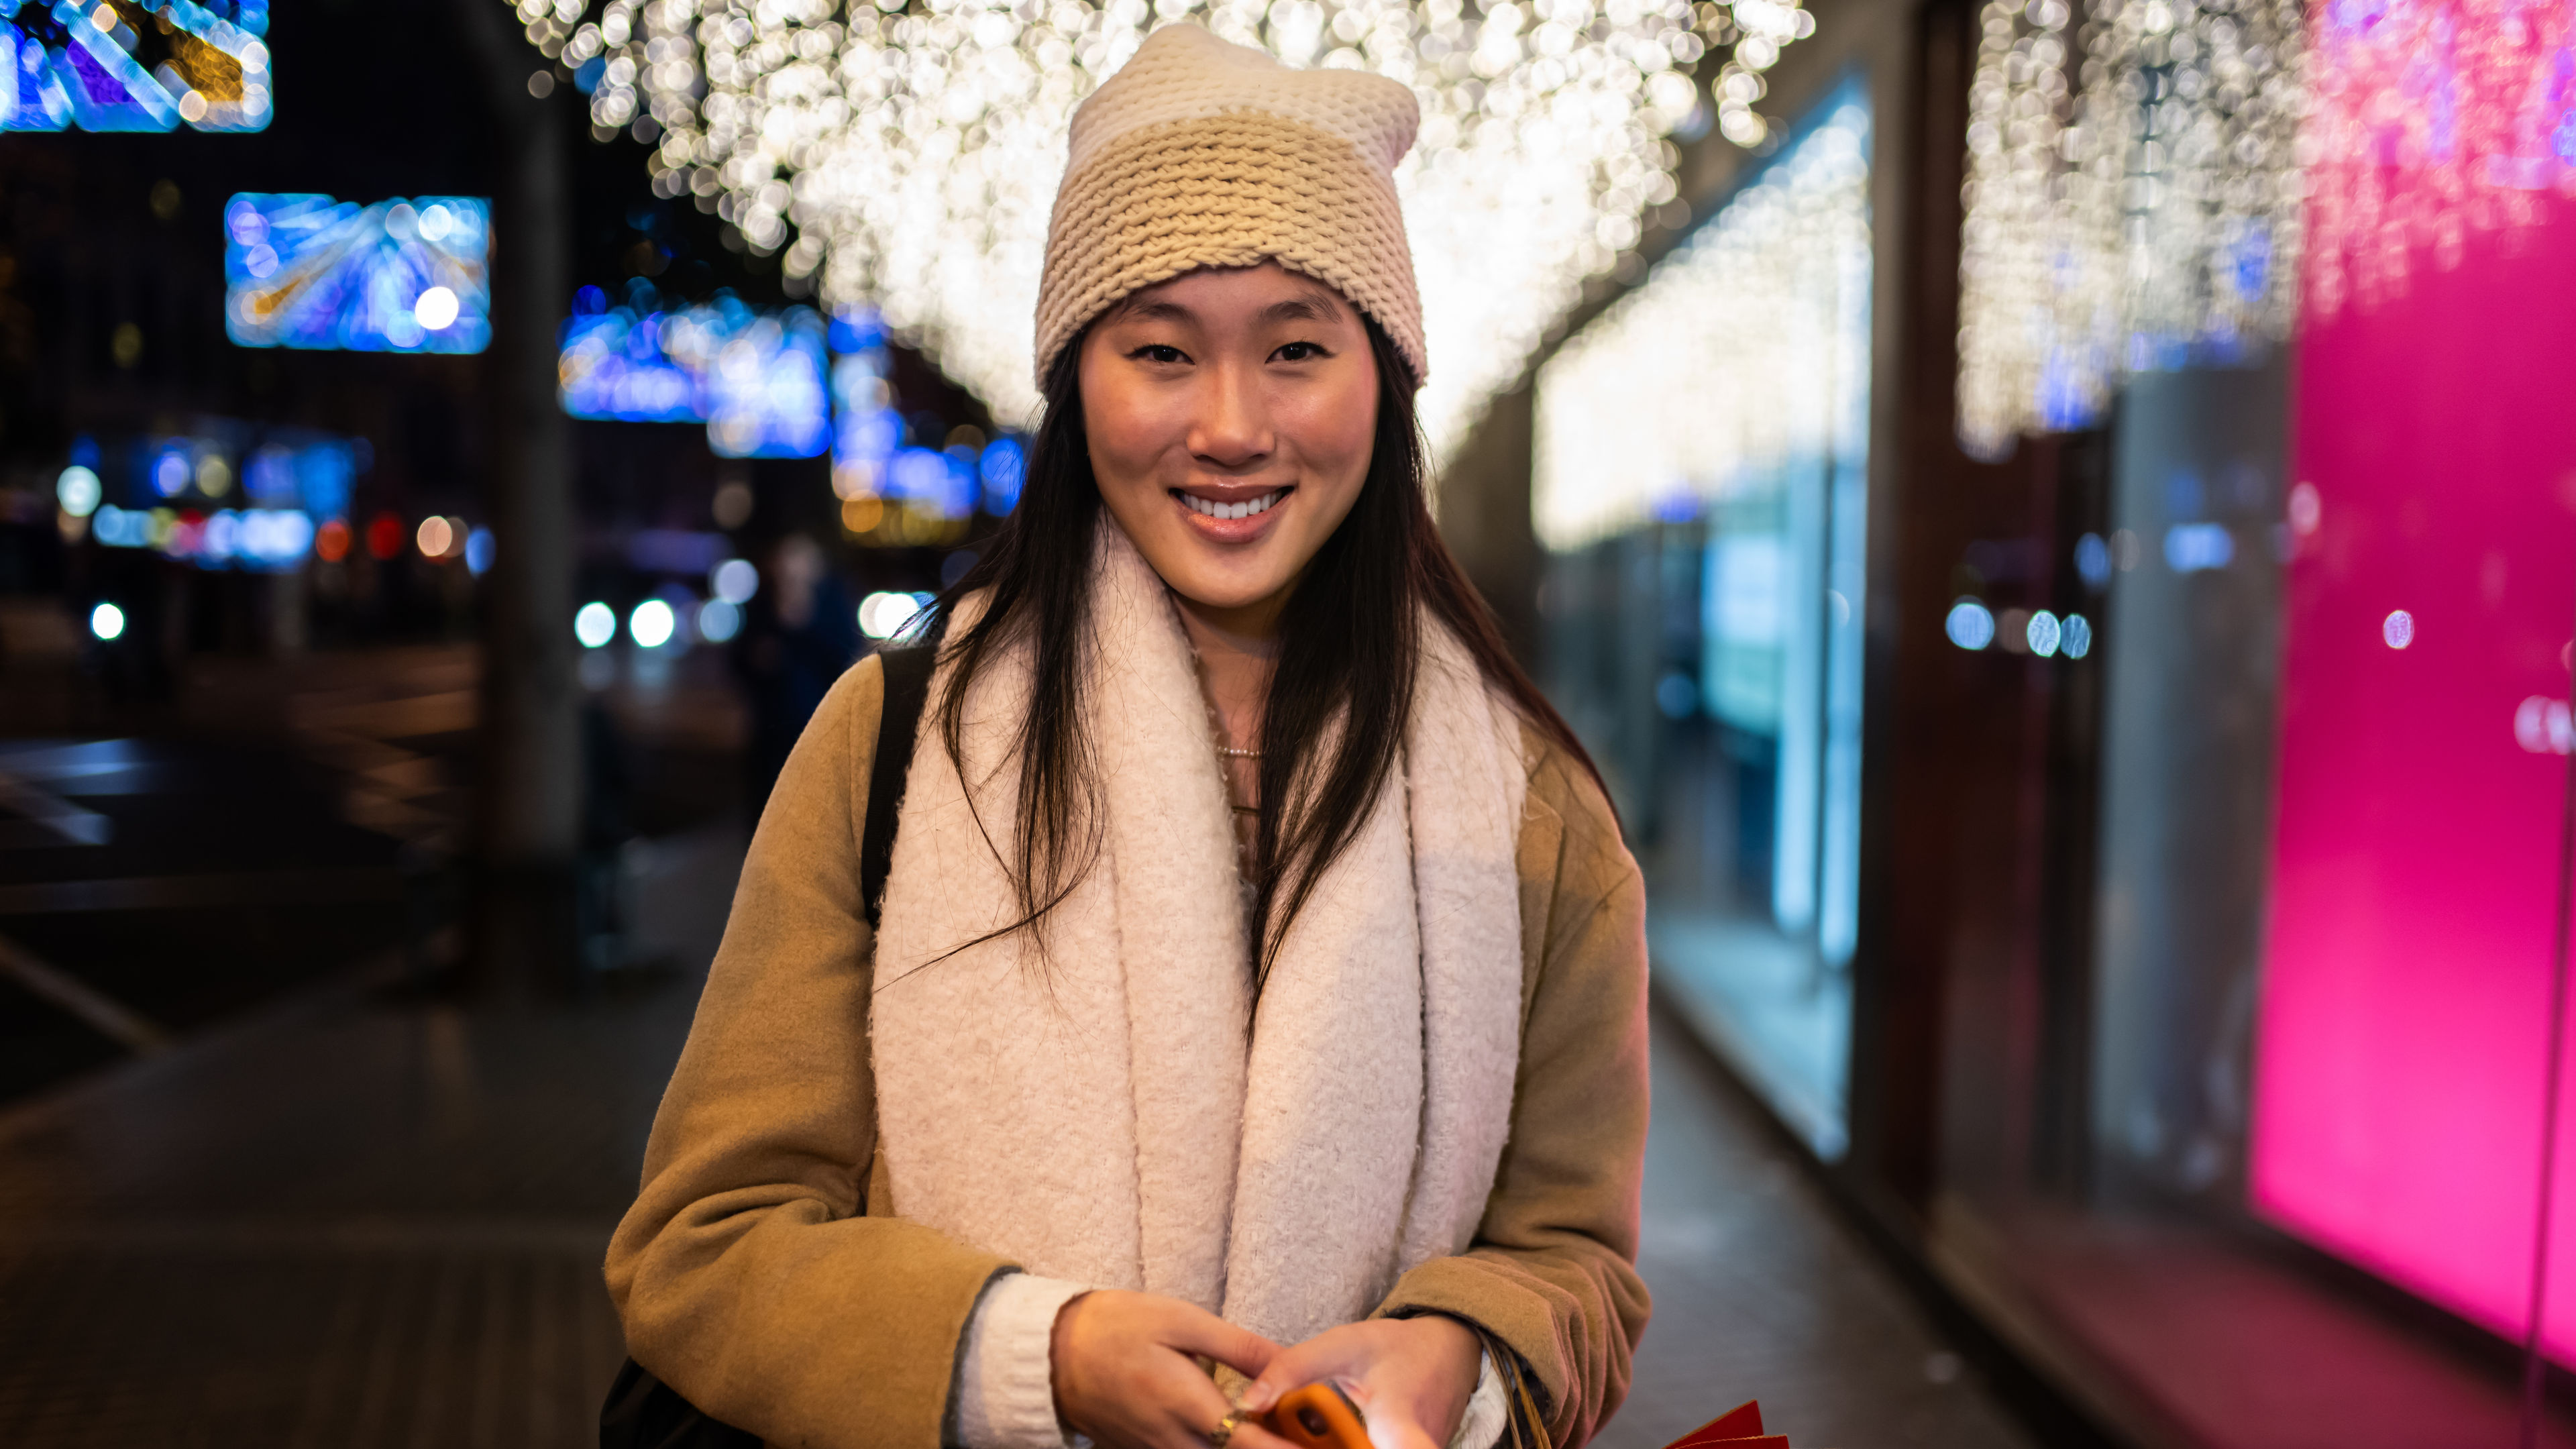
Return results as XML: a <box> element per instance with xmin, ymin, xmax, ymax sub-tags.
<box><xmin>575</xmin><ymin>600</ymin><xmax>618</xmax><ymax>649</ymax></box>
<box><xmin>225</xmin><ymin>195</ymin><xmax>492</xmax><ymax>354</ymax></box>
<box><xmin>1535</xmin><ymin>93</ymin><xmax>1870</xmax><ymax>549</ymax></box>
<box><xmin>2164</xmin><ymin>523</ymin><xmax>2235</xmax><ymax>574</ymax></box>
<box><xmin>858</xmin><ymin>590</ymin><xmax>930</xmax><ymax>641</ymax></box>
<box><xmin>416</xmin><ymin>516</ymin><xmax>455</xmax><ymax>559</ymax></box>
<box><xmin>1953</xmin><ymin>0</ymin><xmax>2304</xmax><ymax>455</ymax></box>
<box><xmin>1</xmin><ymin>0</ymin><xmax>273</xmax><ymax>133</ymax></box>
<box><xmin>710</xmin><ymin>557</ymin><xmax>759</xmax><ymax>605</ymax></box>
<box><xmin>89</xmin><ymin>602</ymin><xmax>125</xmax><ymax>641</ymax></box>
<box><xmin>559</xmin><ymin>284</ymin><xmax>830</xmax><ymax>458</ymax></box>
<box><xmin>697</xmin><ymin>597</ymin><xmax>743</xmax><ymax>644</ymax></box>
<box><xmin>629</xmin><ymin>598</ymin><xmax>676</xmax><ymax>648</ymax></box>
<box><xmin>56</xmin><ymin>465</ymin><xmax>101</xmax><ymax>518</ymax></box>
<box><xmin>2305</xmin><ymin>0</ymin><xmax>2576</xmax><ymax>316</ymax></box>
<box><xmin>2516</xmin><ymin>696</ymin><xmax>2575</xmax><ymax>756</ymax></box>
<box><xmin>1946</xmin><ymin>598</ymin><xmax>1996</xmax><ymax>651</ymax></box>
<box><xmin>517</xmin><ymin>0</ymin><xmax>1816</xmax><ymax>455</ymax></box>
<box><xmin>2025</xmin><ymin>608</ymin><xmax>2061</xmax><ymax>658</ymax></box>
<box><xmin>413</xmin><ymin>285</ymin><xmax>462</xmax><ymax>331</ymax></box>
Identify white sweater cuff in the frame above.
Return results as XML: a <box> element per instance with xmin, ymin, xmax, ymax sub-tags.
<box><xmin>1448</xmin><ymin>1349</ymin><xmax>1509</xmax><ymax>1449</ymax></box>
<box><xmin>957</xmin><ymin>1273</ymin><xmax>1091</xmax><ymax>1449</ymax></box>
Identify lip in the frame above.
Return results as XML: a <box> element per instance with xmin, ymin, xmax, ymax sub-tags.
<box><xmin>1171</xmin><ymin>484</ymin><xmax>1293</xmax><ymax>543</ymax></box>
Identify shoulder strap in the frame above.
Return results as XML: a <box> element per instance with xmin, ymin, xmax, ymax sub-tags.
<box><xmin>861</xmin><ymin>635</ymin><xmax>938</xmax><ymax>929</ymax></box>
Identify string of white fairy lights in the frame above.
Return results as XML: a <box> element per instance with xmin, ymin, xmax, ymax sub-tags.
<box><xmin>1953</xmin><ymin>0</ymin><xmax>2304</xmax><ymax>459</ymax></box>
<box><xmin>507</xmin><ymin>0</ymin><xmax>1813</xmax><ymax>454</ymax></box>
<box><xmin>1534</xmin><ymin>97</ymin><xmax>1869</xmax><ymax>550</ymax></box>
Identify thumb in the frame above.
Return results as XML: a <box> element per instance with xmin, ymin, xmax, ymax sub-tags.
<box><xmin>1242</xmin><ymin>1338</ymin><xmax>1356</xmax><ymax>1415</ymax></box>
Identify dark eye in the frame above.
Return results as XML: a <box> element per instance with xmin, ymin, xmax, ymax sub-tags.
<box><xmin>1273</xmin><ymin>341</ymin><xmax>1326</xmax><ymax>362</ymax></box>
<box><xmin>1130</xmin><ymin>344</ymin><xmax>1188</xmax><ymax>364</ymax></box>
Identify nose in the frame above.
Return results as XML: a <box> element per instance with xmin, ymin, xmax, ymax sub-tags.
<box><xmin>1187</xmin><ymin>357</ymin><xmax>1273</xmax><ymax>473</ymax></box>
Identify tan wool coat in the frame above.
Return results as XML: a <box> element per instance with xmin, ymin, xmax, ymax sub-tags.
<box><xmin>606</xmin><ymin>654</ymin><xmax>1653</xmax><ymax>1449</ymax></box>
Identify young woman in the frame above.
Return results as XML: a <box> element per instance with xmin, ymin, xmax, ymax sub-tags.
<box><xmin>606</xmin><ymin>24</ymin><xmax>1650</xmax><ymax>1449</ymax></box>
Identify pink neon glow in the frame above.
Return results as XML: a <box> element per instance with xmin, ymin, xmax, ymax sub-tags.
<box><xmin>2253</xmin><ymin>110</ymin><xmax>2576</xmax><ymax>1348</ymax></box>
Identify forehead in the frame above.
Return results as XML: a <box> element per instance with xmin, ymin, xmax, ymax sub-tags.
<box><xmin>1104</xmin><ymin>262</ymin><xmax>1354</xmax><ymax>323</ymax></box>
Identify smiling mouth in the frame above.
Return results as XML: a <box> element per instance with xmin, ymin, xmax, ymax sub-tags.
<box><xmin>1176</xmin><ymin>488</ymin><xmax>1289</xmax><ymax>521</ymax></box>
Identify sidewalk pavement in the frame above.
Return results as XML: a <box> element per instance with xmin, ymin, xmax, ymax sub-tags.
<box><xmin>0</xmin><ymin>823</ymin><xmax>741</xmax><ymax>1449</ymax></box>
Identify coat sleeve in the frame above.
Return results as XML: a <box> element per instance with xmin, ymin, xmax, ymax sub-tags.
<box><xmin>1373</xmin><ymin>744</ymin><xmax>1653</xmax><ymax>1449</ymax></box>
<box><xmin>604</xmin><ymin>656</ymin><xmax>1015</xmax><ymax>1449</ymax></box>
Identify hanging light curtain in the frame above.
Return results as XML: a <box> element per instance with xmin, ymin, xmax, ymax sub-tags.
<box><xmin>506</xmin><ymin>0</ymin><xmax>1818</xmax><ymax>455</ymax></box>
<box><xmin>1953</xmin><ymin>0</ymin><xmax>2305</xmax><ymax>459</ymax></box>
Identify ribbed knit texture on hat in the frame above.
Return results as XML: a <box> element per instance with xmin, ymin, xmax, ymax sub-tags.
<box><xmin>1035</xmin><ymin>25</ymin><xmax>1428</xmax><ymax>386</ymax></box>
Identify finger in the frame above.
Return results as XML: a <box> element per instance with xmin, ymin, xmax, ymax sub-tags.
<box><xmin>1363</xmin><ymin>1413</ymin><xmax>1442</xmax><ymax>1449</ymax></box>
<box><xmin>1149</xmin><ymin>1350</ymin><xmax>1246</xmax><ymax>1449</ymax></box>
<box><xmin>1242</xmin><ymin>1338</ymin><xmax>1366</xmax><ymax>1413</ymax></box>
<box><xmin>1161</xmin><ymin>1305</ymin><xmax>1283</xmax><ymax>1381</ymax></box>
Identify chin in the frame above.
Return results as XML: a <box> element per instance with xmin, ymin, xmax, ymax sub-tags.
<box><xmin>1163</xmin><ymin>563</ymin><xmax>1293</xmax><ymax>616</ymax></box>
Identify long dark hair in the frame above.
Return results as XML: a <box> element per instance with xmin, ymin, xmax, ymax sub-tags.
<box><xmin>926</xmin><ymin>313</ymin><xmax>1601</xmax><ymax>990</ymax></box>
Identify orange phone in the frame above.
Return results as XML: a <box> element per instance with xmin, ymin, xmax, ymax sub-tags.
<box><xmin>1260</xmin><ymin>1381</ymin><xmax>1369</xmax><ymax>1449</ymax></box>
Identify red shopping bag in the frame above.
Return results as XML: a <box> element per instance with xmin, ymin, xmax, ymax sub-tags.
<box><xmin>1660</xmin><ymin>1400</ymin><xmax>1788</xmax><ymax>1449</ymax></box>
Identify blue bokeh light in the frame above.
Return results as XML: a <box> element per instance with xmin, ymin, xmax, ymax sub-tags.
<box><xmin>225</xmin><ymin>194</ymin><xmax>491</xmax><ymax>353</ymax></box>
<box><xmin>1946</xmin><ymin>598</ymin><xmax>1997</xmax><ymax>651</ymax></box>
<box><xmin>3</xmin><ymin>0</ymin><xmax>272</xmax><ymax>133</ymax></box>
<box><xmin>978</xmin><ymin>436</ymin><xmax>1026</xmax><ymax>515</ymax></box>
<box><xmin>559</xmin><ymin>286</ymin><xmax>828</xmax><ymax>458</ymax></box>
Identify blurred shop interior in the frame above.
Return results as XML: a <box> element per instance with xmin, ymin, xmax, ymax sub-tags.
<box><xmin>2</xmin><ymin>0</ymin><xmax>2574</xmax><ymax>1446</ymax></box>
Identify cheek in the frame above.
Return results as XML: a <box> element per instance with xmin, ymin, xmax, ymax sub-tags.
<box><xmin>1079</xmin><ymin>362</ymin><xmax>1175</xmax><ymax>488</ymax></box>
<box><xmin>1289</xmin><ymin>374</ymin><xmax>1380</xmax><ymax>487</ymax></box>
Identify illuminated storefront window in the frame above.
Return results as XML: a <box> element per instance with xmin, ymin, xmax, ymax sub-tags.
<box><xmin>2251</xmin><ymin>0</ymin><xmax>2576</xmax><ymax>1358</ymax></box>
<box><xmin>1535</xmin><ymin>85</ymin><xmax>1870</xmax><ymax>1156</ymax></box>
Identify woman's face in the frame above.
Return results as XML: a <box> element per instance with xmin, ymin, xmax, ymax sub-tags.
<box><xmin>1079</xmin><ymin>262</ymin><xmax>1380</xmax><ymax>633</ymax></box>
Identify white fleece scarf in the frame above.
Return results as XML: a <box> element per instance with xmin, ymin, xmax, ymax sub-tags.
<box><xmin>869</xmin><ymin>523</ymin><xmax>1529</xmax><ymax>1345</ymax></box>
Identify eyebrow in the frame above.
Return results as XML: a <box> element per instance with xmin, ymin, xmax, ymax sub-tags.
<box><xmin>1260</xmin><ymin>291</ymin><xmax>1344</xmax><ymax>324</ymax></box>
<box><xmin>1111</xmin><ymin>298</ymin><xmax>1194</xmax><ymax>323</ymax></box>
<box><xmin>1104</xmin><ymin>288</ymin><xmax>1346</xmax><ymax>327</ymax></box>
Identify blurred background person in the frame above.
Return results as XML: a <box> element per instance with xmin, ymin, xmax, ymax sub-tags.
<box><xmin>733</xmin><ymin>531</ymin><xmax>859</xmax><ymax>819</ymax></box>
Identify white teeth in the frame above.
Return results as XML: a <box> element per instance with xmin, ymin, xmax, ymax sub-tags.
<box><xmin>1182</xmin><ymin>490</ymin><xmax>1282</xmax><ymax>521</ymax></box>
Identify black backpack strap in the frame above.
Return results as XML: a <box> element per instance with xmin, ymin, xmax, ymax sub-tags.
<box><xmin>861</xmin><ymin>631</ymin><xmax>940</xmax><ymax>929</ymax></box>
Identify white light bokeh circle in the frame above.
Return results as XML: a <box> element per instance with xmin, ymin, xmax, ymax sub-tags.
<box><xmin>630</xmin><ymin>598</ymin><xmax>678</xmax><ymax>648</ymax></box>
<box><xmin>57</xmin><ymin>466</ymin><xmax>103</xmax><ymax>518</ymax></box>
<box><xmin>413</xmin><ymin>286</ymin><xmax>463</xmax><ymax>331</ymax></box>
<box><xmin>859</xmin><ymin>590</ymin><xmax>931</xmax><ymax>641</ymax></box>
<box><xmin>576</xmin><ymin>600</ymin><xmax>619</xmax><ymax>648</ymax></box>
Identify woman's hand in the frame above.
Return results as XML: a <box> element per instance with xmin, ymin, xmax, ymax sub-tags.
<box><xmin>1050</xmin><ymin>1289</ymin><xmax>1297</xmax><ymax>1449</ymax></box>
<box><xmin>1240</xmin><ymin>1316</ymin><xmax>1483</xmax><ymax>1449</ymax></box>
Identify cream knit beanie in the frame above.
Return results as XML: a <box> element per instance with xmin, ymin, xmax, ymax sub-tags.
<box><xmin>1035</xmin><ymin>25</ymin><xmax>1428</xmax><ymax>388</ymax></box>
